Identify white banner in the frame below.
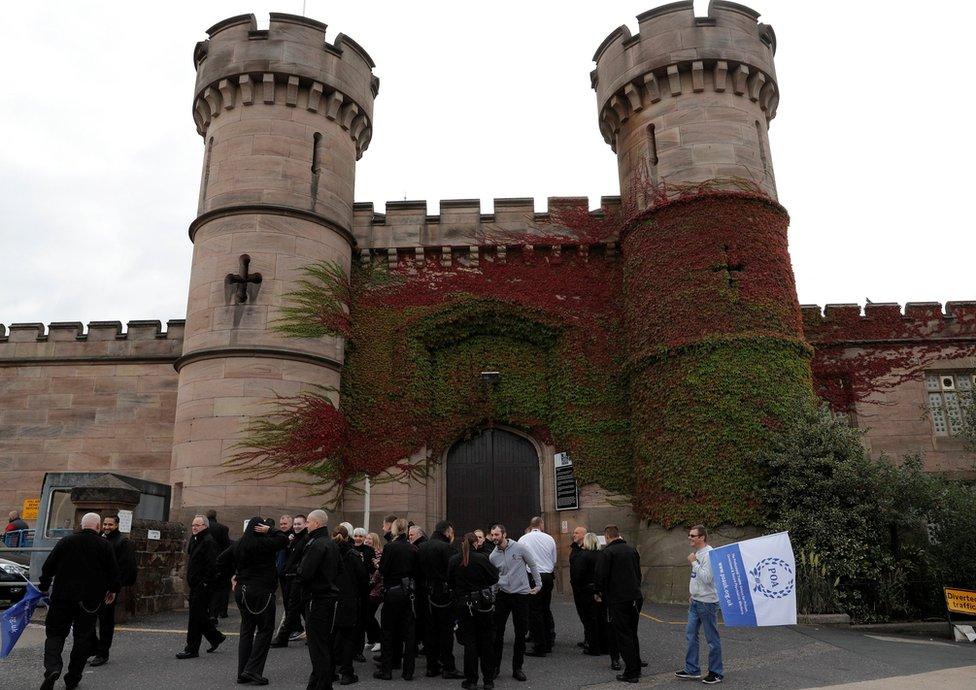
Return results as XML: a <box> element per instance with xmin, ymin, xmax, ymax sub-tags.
<box><xmin>708</xmin><ymin>531</ymin><xmax>797</xmax><ymax>627</ymax></box>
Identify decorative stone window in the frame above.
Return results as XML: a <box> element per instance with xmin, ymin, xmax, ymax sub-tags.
<box><xmin>926</xmin><ymin>372</ymin><xmax>974</xmax><ymax>436</ymax></box>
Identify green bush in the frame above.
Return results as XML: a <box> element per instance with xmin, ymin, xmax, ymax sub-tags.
<box><xmin>759</xmin><ymin>401</ymin><xmax>976</xmax><ymax>622</ymax></box>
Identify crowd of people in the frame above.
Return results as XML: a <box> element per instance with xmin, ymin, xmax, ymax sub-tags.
<box><xmin>34</xmin><ymin>509</ymin><xmax>725</xmax><ymax>689</ymax></box>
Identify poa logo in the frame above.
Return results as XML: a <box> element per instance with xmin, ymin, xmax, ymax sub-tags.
<box><xmin>749</xmin><ymin>556</ymin><xmax>795</xmax><ymax>599</ymax></box>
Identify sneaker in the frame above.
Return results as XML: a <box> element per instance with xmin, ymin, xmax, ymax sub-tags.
<box><xmin>371</xmin><ymin>642</ymin><xmax>382</xmax><ymax>652</ymax></box>
<box><xmin>702</xmin><ymin>673</ymin><xmax>723</xmax><ymax>684</ymax></box>
<box><xmin>289</xmin><ymin>630</ymin><xmax>305</xmax><ymax>641</ymax></box>
<box><xmin>676</xmin><ymin>670</ymin><xmax>702</xmax><ymax>680</ymax></box>
<box><xmin>88</xmin><ymin>656</ymin><xmax>108</xmax><ymax>667</ymax></box>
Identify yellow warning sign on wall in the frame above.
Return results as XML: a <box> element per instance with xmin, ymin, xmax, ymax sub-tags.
<box><xmin>21</xmin><ymin>498</ymin><xmax>40</xmax><ymax>521</ymax></box>
<box><xmin>945</xmin><ymin>587</ymin><xmax>976</xmax><ymax>616</ymax></box>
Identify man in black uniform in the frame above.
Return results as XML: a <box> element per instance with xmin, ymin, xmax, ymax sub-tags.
<box><xmin>298</xmin><ymin>509</ymin><xmax>341</xmax><ymax>690</ymax></box>
<box><xmin>206</xmin><ymin>509</ymin><xmax>231</xmax><ymax>619</ymax></box>
<box><xmin>272</xmin><ymin>513</ymin><xmax>309</xmax><ymax>647</ymax></box>
<box><xmin>595</xmin><ymin>524</ymin><xmax>643</xmax><ymax>684</ymax></box>
<box><xmin>39</xmin><ymin>512</ymin><xmax>120</xmax><ymax>690</ymax></box>
<box><xmin>177</xmin><ymin>514</ymin><xmax>226</xmax><ymax>659</ymax></box>
<box><xmin>417</xmin><ymin>520</ymin><xmax>462</xmax><ymax>678</ymax></box>
<box><xmin>88</xmin><ymin>514</ymin><xmax>138</xmax><ymax>667</ymax></box>
<box><xmin>374</xmin><ymin>517</ymin><xmax>418</xmax><ymax>681</ymax></box>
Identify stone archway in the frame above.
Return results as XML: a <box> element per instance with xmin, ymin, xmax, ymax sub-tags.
<box><xmin>446</xmin><ymin>427</ymin><xmax>540</xmax><ymax>538</ymax></box>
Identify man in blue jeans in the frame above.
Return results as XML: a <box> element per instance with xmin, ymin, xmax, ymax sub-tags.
<box><xmin>675</xmin><ymin>525</ymin><xmax>723</xmax><ymax>684</ymax></box>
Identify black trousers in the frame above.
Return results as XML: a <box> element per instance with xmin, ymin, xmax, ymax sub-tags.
<box><xmin>414</xmin><ymin>584</ymin><xmax>428</xmax><ymax>650</ymax></box>
<box><xmin>492</xmin><ymin>591</ymin><xmax>529</xmax><ymax>672</ymax></box>
<box><xmin>457</xmin><ymin>604</ymin><xmax>495</xmax><ymax>684</ymax></box>
<box><xmin>596</xmin><ymin>600</ymin><xmax>618</xmax><ymax>660</ymax></box>
<box><xmin>236</xmin><ymin>588</ymin><xmax>276</xmax><ymax>678</ymax></box>
<box><xmin>92</xmin><ymin>598</ymin><xmax>116</xmax><ymax>658</ymax></box>
<box><xmin>425</xmin><ymin>596</ymin><xmax>457</xmax><ymax>673</ymax></box>
<box><xmin>210</xmin><ymin>580</ymin><xmax>230</xmax><ymax>618</ymax></box>
<box><xmin>186</xmin><ymin>585</ymin><xmax>221</xmax><ymax>654</ymax></box>
<box><xmin>44</xmin><ymin>599</ymin><xmax>98</xmax><ymax>683</ymax></box>
<box><xmin>365</xmin><ymin>600</ymin><xmax>381</xmax><ymax>644</ymax></box>
<box><xmin>275</xmin><ymin>578</ymin><xmax>306</xmax><ymax>642</ymax></box>
<box><xmin>528</xmin><ymin>572</ymin><xmax>555</xmax><ymax>652</ymax></box>
<box><xmin>379</xmin><ymin>595</ymin><xmax>416</xmax><ymax>677</ymax></box>
<box><xmin>572</xmin><ymin>586</ymin><xmax>597</xmax><ymax>652</ymax></box>
<box><xmin>305</xmin><ymin>597</ymin><xmax>338</xmax><ymax>690</ymax></box>
<box><xmin>332</xmin><ymin>624</ymin><xmax>358</xmax><ymax>678</ymax></box>
<box><xmin>609</xmin><ymin>598</ymin><xmax>642</xmax><ymax>678</ymax></box>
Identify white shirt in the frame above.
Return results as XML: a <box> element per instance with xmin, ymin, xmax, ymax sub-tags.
<box><xmin>518</xmin><ymin>528</ymin><xmax>557</xmax><ymax>574</ymax></box>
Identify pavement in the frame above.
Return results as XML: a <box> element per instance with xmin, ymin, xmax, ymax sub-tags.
<box><xmin>2</xmin><ymin>597</ymin><xmax>974</xmax><ymax>689</ymax></box>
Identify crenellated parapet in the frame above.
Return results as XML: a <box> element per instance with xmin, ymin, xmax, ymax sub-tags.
<box><xmin>192</xmin><ymin>13</ymin><xmax>377</xmax><ymax>158</ymax></box>
<box><xmin>0</xmin><ymin>320</ymin><xmax>185</xmax><ymax>363</ymax></box>
<box><xmin>593</xmin><ymin>1</ymin><xmax>779</xmax><ymax>199</ymax></box>
<box><xmin>801</xmin><ymin>302</ymin><xmax>976</xmax><ymax>345</ymax></box>
<box><xmin>352</xmin><ymin>196</ymin><xmax>622</xmax><ymax>249</ymax></box>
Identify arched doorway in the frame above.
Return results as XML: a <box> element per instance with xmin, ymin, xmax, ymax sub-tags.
<box><xmin>446</xmin><ymin>428</ymin><xmax>540</xmax><ymax>538</ymax></box>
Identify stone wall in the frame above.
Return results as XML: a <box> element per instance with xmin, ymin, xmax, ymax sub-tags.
<box><xmin>117</xmin><ymin>519</ymin><xmax>186</xmax><ymax>621</ymax></box>
<box><xmin>0</xmin><ymin>321</ymin><xmax>183</xmax><ymax>513</ymax></box>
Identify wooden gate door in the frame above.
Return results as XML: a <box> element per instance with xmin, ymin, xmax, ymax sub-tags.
<box><xmin>446</xmin><ymin>428</ymin><xmax>540</xmax><ymax>538</ymax></box>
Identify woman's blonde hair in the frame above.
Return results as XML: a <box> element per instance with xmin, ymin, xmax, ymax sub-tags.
<box><xmin>367</xmin><ymin>532</ymin><xmax>381</xmax><ymax>549</ymax></box>
<box><xmin>583</xmin><ymin>532</ymin><xmax>600</xmax><ymax>551</ymax></box>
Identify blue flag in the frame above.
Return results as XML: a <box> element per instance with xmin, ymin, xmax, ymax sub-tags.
<box><xmin>1</xmin><ymin>582</ymin><xmax>47</xmax><ymax>659</ymax></box>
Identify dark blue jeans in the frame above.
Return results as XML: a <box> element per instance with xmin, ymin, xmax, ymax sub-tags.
<box><xmin>685</xmin><ymin>600</ymin><xmax>723</xmax><ymax>677</ymax></box>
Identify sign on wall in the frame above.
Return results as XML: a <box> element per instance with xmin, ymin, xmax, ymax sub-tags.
<box><xmin>21</xmin><ymin>499</ymin><xmax>39</xmax><ymax>521</ymax></box>
<box><xmin>147</xmin><ymin>530</ymin><xmax>161</xmax><ymax>541</ymax></box>
<box><xmin>553</xmin><ymin>452</ymin><xmax>579</xmax><ymax>511</ymax></box>
<box><xmin>116</xmin><ymin>510</ymin><xmax>133</xmax><ymax>534</ymax></box>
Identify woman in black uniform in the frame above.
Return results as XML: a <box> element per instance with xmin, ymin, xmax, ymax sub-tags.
<box><xmin>217</xmin><ymin>516</ymin><xmax>288</xmax><ymax>685</ymax></box>
<box><xmin>448</xmin><ymin>532</ymin><xmax>500</xmax><ymax>690</ymax></box>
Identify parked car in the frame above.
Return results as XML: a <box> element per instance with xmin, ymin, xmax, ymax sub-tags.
<box><xmin>0</xmin><ymin>557</ymin><xmax>30</xmax><ymax>609</ymax></box>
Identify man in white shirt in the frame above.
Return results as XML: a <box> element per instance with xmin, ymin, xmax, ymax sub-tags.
<box><xmin>519</xmin><ymin>516</ymin><xmax>557</xmax><ymax>656</ymax></box>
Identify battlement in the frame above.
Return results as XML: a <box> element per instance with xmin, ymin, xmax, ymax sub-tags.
<box><xmin>801</xmin><ymin>302</ymin><xmax>976</xmax><ymax>345</ymax></box>
<box><xmin>352</xmin><ymin>196</ymin><xmax>622</xmax><ymax>249</ymax></box>
<box><xmin>0</xmin><ymin>320</ymin><xmax>185</xmax><ymax>364</ymax></box>
<box><xmin>593</xmin><ymin>0</ymin><xmax>778</xmax><ymax>151</ymax></box>
<box><xmin>192</xmin><ymin>13</ymin><xmax>377</xmax><ymax>157</ymax></box>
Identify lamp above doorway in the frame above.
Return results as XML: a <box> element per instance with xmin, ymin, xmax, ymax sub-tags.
<box><xmin>480</xmin><ymin>370</ymin><xmax>500</xmax><ymax>385</ymax></box>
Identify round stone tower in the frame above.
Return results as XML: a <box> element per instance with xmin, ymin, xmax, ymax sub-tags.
<box><xmin>171</xmin><ymin>13</ymin><xmax>377</xmax><ymax>525</ymax></box>
<box><xmin>592</xmin><ymin>0</ymin><xmax>779</xmax><ymax>199</ymax></box>
<box><xmin>593</xmin><ymin>1</ymin><xmax>812</xmax><ymax>545</ymax></box>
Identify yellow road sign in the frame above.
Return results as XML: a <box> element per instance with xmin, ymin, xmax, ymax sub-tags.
<box><xmin>945</xmin><ymin>587</ymin><xmax>976</xmax><ymax>616</ymax></box>
<box><xmin>21</xmin><ymin>498</ymin><xmax>40</xmax><ymax>521</ymax></box>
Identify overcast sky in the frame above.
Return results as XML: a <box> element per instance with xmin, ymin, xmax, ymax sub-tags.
<box><xmin>2</xmin><ymin>1</ymin><xmax>973</xmax><ymax>329</ymax></box>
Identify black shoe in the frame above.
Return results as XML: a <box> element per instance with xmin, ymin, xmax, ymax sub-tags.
<box><xmin>237</xmin><ymin>676</ymin><xmax>250</xmax><ymax>685</ymax></box>
<box><xmin>461</xmin><ymin>682</ymin><xmax>477</xmax><ymax>690</ymax></box>
<box><xmin>207</xmin><ymin>632</ymin><xmax>227</xmax><ymax>653</ymax></box>
<box><xmin>582</xmin><ymin>647</ymin><xmax>601</xmax><ymax>656</ymax></box>
<box><xmin>176</xmin><ymin>651</ymin><xmax>199</xmax><ymax>659</ymax></box>
<box><xmin>426</xmin><ymin>669</ymin><xmax>441</xmax><ymax>677</ymax></box>
<box><xmin>340</xmin><ymin>674</ymin><xmax>359</xmax><ymax>685</ymax></box>
<box><xmin>442</xmin><ymin>670</ymin><xmax>464</xmax><ymax>679</ymax></box>
<box><xmin>88</xmin><ymin>655</ymin><xmax>108</xmax><ymax>667</ymax></box>
<box><xmin>270</xmin><ymin>637</ymin><xmax>289</xmax><ymax>648</ymax></box>
<box><xmin>526</xmin><ymin>649</ymin><xmax>547</xmax><ymax>657</ymax></box>
<box><xmin>353</xmin><ymin>653</ymin><xmax>366</xmax><ymax>663</ymax></box>
<box><xmin>40</xmin><ymin>671</ymin><xmax>60</xmax><ymax>690</ymax></box>
<box><xmin>402</xmin><ymin>672</ymin><xmax>414</xmax><ymax>681</ymax></box>
<box><xmin>641</xmin><ymin>660</ymin><xmax>649</xmax><ymax>668</ymax></box>
<box><xmin>576</xmin><ymin>641</ymin><xmax>585</xmax><ymax>648</ymax></box>
<box><xmin>616</xmin><ymin>674</ymin><xmax>640</xmax><ymax>683</ymax></box>
<box><xmin>64</xmin><ymin>679</ymin><xmax>80</xmax><ymax>690</ymax></box>
<box><xmin>242</xmin><ymin>673</ymin><xmax>269</xmax><ymax>686</ymax></box>
<box><xmin>702</xmin><ymin>673</ymin><xmax>724</xmax><ymax>684</ymax></box>
<box><xmin>610</xmin><ymin>661</ymin><xmax>622</xmax><ymax>671</ymax></box>
<box><xmin>675</xmin><ymin>670</ymin><xmax>702</xmax><ymax>680</ymax></box>
<box><xmin>483</xmin><ymin>683</ymin><xmax>494</xmax><ymax>690</ymax></box>
<box><xmin>513</xmin><ymin>669</ymin><xmax>527</xmax><ymax>682</ymax></box>
<box><xmin>373</xmin><ymin>671</ymin><xmax>392</xmax><ymax>680</ymax></box>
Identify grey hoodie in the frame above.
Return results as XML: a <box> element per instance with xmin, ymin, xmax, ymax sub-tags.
<box><xmin>689</xmin><ymin>544</ymin><xmax>718</xmax><ymax>603</ymax></box>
